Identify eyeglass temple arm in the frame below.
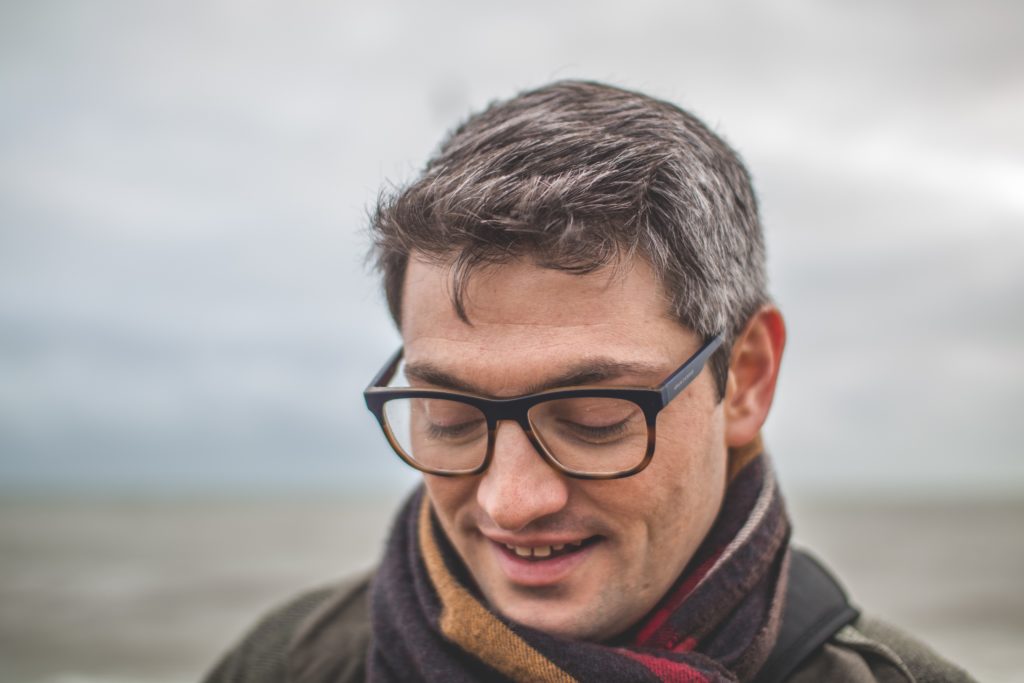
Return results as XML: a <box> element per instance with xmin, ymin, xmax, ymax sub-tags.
<box><xmin>366</xmin><ymin>346</ymin><xmax>404</xmax><ymax>391</ymax></box>
<box><xmin>658</xmin><ymin>334</ymin><xmax>725</xmax><ymax>405</ymax></box>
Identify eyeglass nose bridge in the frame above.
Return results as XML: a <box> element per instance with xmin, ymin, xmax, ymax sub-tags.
<box><xmin>481</xmin><ymin>404</ymin><xmax>556</xmax><ymax>472</ymax></box>
<box><xmin>484</xmin><ymin>399</ymin><xmax>535</xmax><ymax>424</ymax></box>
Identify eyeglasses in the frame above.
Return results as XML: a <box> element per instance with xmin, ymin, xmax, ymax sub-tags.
<box><xmin>364</xmin><ymin>334</ymin><xmax>724</xmax><ymax>480</ymax></box>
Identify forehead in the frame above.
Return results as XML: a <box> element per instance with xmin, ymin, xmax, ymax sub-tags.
<box><xmin>399</xmin><ymin>255</ymin><xmax>692</xmax><ymax>385</ymax></box>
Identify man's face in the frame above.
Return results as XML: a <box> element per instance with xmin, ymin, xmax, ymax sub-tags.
<box><xmin>400</xmin><ymin>255</ymin><xmax>728</xmax><ymax>642</ymax></box>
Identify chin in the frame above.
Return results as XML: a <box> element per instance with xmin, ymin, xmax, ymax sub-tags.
<box><xmin>490</xmin><ymin>591</ymin><xmax>617</xmax><ymax>642</ymax></box>
<box><xmin>506</xmin><ymin>608</ymin><xmax>589</xmax><ymax>640</ymax></box>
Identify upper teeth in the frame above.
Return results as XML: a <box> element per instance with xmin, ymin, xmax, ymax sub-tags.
<box><xmin>504</xmin><ymin>541</ymin><xmax>581</xmax><ymax>558</ymax></box>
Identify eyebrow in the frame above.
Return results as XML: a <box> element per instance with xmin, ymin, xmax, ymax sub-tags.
<box><xmin>402</xmin><ymin>358</ymin><xmax>665</xmax><ymax>397</ymax></box>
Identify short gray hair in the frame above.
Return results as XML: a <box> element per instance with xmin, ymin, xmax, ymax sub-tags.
<box><xmin>370</xmin><ymin>80</ymin><xmax>769</xmax><ymax>398</ymax></box>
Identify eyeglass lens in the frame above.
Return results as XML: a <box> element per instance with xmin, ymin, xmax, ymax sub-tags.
<box><xmin>381</xmin><ymin>396</ymin><xmax>648</xmax><ymax>475</ymax></box>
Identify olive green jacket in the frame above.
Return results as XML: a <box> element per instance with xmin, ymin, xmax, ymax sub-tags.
<box><xmin>203</xmin><ymin>570</ymin><xmax>975</xmax><ymax>683</ymax></box>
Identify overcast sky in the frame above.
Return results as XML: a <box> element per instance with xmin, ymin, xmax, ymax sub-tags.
<box><xmin>1</xmin><ymin>0</ymin><xmax>1021</xmax><ymax>497</ymax></box>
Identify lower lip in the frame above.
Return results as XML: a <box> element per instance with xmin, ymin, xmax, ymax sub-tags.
<box><xmin>490</xmin><ymin>540</ymin><xmax>598</xmax><ymax>587</ymax></box>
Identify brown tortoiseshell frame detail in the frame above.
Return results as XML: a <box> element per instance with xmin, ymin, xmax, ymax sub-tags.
<box><xmin>363</xmin><ymin>334</ymin><xmax>724</xmax><ymax>480</ymax></box>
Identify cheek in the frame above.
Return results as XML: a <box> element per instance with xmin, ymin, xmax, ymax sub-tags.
<box><xmin>640</xmin><ymin>398</ymin><xmax>727</xmax><ymax>539</ymax></box>
<box><xmin>654</xmin><ymin>391</ymin><xmax>726</xmax><ymax>480</ymax></box>
<box><xmin>422</xmin><ymin>475</ymin><xmax>477</xmax><ymax>535</ymax></box>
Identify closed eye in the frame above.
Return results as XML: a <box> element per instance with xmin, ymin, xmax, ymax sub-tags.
<box><xmin>557</xmin><ymin>418</ymin><xmax>631</xmax><ymax>442</ymax></box>
<box><xmin>426</xmin><ymin>420</ymin><xmax>485</xmax><ymax>440</ymax></box>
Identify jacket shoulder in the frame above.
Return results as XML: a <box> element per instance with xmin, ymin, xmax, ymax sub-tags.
<box><xmin>787</xmin><ymin>616</ymin><xmax>976</xmax><ymax>683</ymax></box>
<box><xmin>202</xmin><ymin>570</ymin><xmax>373</xmax><ymax>683</ymax></box>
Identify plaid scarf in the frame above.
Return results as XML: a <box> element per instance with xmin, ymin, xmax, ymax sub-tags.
<box><xmin>368</xmin><ymin>452</ymin><xmax>791</xmax><ymax>682</ymax></box>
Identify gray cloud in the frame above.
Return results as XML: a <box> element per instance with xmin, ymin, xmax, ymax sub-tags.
<box><xmin>1</xmin><ymin>0</ymin><xmax>1021</xmax><ymax>495</ymax></box>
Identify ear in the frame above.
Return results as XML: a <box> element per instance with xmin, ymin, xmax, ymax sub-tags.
<box><xmin>723</xmin><ymin>306</ymin><xmax>786</xmax><ymax>447</ymax></box>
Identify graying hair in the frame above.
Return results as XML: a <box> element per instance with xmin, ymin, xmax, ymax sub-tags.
<box><xmin>370</xmin><ymin>80</ymin><xmax>769</xmax><ymax>398</ymax></box>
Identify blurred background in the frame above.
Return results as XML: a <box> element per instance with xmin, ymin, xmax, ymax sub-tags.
<box><xmin>1</xmin><ymin>1</ymin><xmax>1021</xmax><ymax>681</ymax></box>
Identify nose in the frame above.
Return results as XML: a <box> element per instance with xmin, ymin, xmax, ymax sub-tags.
<box><xmin>476</xmin><ymin>420</ymin><xmax>571</xmax><ymax>532</ymax></box>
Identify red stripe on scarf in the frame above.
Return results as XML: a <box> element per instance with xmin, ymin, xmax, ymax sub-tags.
<box><xmin>618</xmin><ymin>649</ymin><xmax>712</xmax><ymax>683</ymax></box>
<box><xmin>634</xmin><ymin>547</ymin><xmax>725</xmax><ymax>646</ymax></box>
<box><xmin>673</xmin><ymin>637</ymin><xmax>698</xmax><ymax>653</ymax></box>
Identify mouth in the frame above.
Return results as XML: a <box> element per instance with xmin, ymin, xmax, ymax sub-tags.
<box><xmin>488</xmin><ymin>535</ymin><xmax>602</xmax><ymax>586</ymax></box>
<box><xmin>499</xmin><ymin>537</ymin><xmax>600</xmax><ymax>561</ymax></box>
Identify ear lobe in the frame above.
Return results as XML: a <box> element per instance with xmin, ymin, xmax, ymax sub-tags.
<box><xmin>723</xmin><ymin>307</ymin><xmax>786</xmax><ymax>448</ymax></box>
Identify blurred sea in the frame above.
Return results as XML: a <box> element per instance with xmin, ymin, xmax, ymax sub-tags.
<box><xmin>1</xmin><ymin>494</ymin><xmax>1021</xmax><ymax>683</ymax></box>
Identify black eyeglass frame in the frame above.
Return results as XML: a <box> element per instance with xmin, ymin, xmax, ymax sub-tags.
<box><xmin>363</xmin><ymin>333</ymin><xmax>725</xmax><ymax>480</ymax></box>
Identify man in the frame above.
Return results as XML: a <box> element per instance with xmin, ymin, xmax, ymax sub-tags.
<box><xmin>205</xmin><ymin>81</ymin><xmax>973</xmax><ymax>682</ymax></box>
